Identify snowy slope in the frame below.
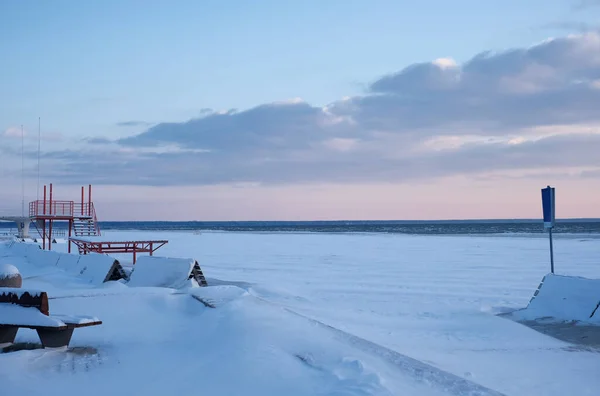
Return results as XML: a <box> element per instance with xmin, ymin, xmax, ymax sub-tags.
<box><xmin>0</xmin><ymin>232</ymin><xmax>599</xmax><ymax>396</ymax></box>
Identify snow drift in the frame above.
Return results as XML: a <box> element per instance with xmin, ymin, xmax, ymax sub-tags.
<box><xmin>513</xmin><ymin>273</ymin><xmax>600</xmax><ymax>324</ymax></box>
<box><xmin>127</xmin><ymin>256</ymin><xmax>208</xmax><ymax>289</ymax></box>
<box><xmin>0</xmin><ymin>241</ymin><xmax>126</xmax><ymax>285</ymax></box>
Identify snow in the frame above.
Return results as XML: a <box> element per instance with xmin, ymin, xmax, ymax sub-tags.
<box><xmin>0</xmin><ymin>288</ymin><xmax>43</xmax><ymax>298</ymax></box>
<box><xmin>511</xmin><ymin>273</ymin><xmax>600</xmax><ymax>324</ymax></box>
<box><xmin>128</xmin><ymin>256</ymin><xmax>200</xmax><ymax>289</ymax></box>
<box><xmin>75</xmin><ymin>254</ymin><xmax>121</xmax><ymax>284</ymax></box>
<box><xmin>51</xmin><ymin>314</ymin><xmax>101</xmax><ymax>325</ymax></box>
<box><xmin>0</xmin><ymin>263</ymin><xmax>20</xmax><ymax>278</ymax></box>
<box><xmin>0</xmin><ymin>241</ymin><xmax>120</xmax><ymax>285</ymax></box>
<box><xmin>0</xmin><ymin>232</ymin><xmax>599</xmax><ymax>396</ymax></box>
<box><xmin>0</xmin><ymin>304</ymin><xmax>65</xmax><ymax>327</ymax></box>
<box><xmin>69</xmin><ymin>235</ymin><xmax>166</xmax><ymax>243</ymax></box>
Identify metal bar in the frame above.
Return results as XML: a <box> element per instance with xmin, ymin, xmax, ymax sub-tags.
<box><xmin>49</xmin><ymin>184</ymin><xmax>53</xmax><ymax>216</ymax></box>
<box><xmin>549</xmin><ymin>228</ymin><xmax>555</xmax><ymax>274</ymax></box>
<box><xmin>68</xmin><ymin>220</ymin><xmax>72</xmax><ymax>253</ymax></box>
<box><xmin>43</xmin><ymin>185</ymin><xmax>46</xmax><ymax>215</ymax></box>
<box><xmin>49</xmin><ymin>219</ymin><xmax>53</xmax><ymax>251</ymax></box>
<box><xmin>88</xmin><ymin>185</ymin><xmax>92</xmax><ymax>217</ymax></box>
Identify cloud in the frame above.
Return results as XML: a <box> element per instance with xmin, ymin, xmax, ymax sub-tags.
<box><xmin>34</xmin><ymin>31</ymin><xmax>600</xmax><ymax>187</ymax></box>
<box><xmin>542</xmin><ymin>21</ymin><xmax>600</xmax><ymax>32</ymax></box>
<box><xmin>85</xmin><ymin>137</ymin><xmax>114</xmax><ymax>144</ymax></box>
<box><xmin>573</xmin><ymin>0</ymin><xmax>600</xmax><ymax>9</ymax></box>
<box><xmin>2</xmin><ymin>126</ymin><xmax>25</xmax><ymax>138</ymax></box>
<box><xmin>2</xmin><ymin>126</ymin><xmax>63</xmax><ymax>142</ymax></box>
<box><xmin>28</xmin><ymin>131</ymin><xmax>600</xmax><ymax>187</ymax></box>
<box><xmin>116</xmin><ymin>121</ymin><xmax>152</xmax><ymax>127</ymax></box>
<box><xmin>580</xmin><ymin>169</ymin><xmax>600</xmax><ymax>178</ymax></box>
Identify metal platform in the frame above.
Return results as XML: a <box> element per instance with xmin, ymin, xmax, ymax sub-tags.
<box><xmin>68</xmin><ymin>237</ymin><xmax>168</xmax><ymax>264</ymax></box>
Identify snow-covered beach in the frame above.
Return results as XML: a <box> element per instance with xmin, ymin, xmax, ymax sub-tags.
<box><xmin>0</xmin><ymin>230</ymin><xmax>598</xmax><ymax>395</ymax></box>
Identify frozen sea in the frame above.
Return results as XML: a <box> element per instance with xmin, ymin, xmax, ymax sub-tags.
<box><xmin>0</xmin><ymin>221</ymin><xmax>599</xmax><ymax>395</ymax></box>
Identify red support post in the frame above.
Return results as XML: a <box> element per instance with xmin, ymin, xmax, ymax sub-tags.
<box><xmin>133</xmin><ymin>244</ymin><xmax>137</xmax><ymax>264</ymax></box>
<box><xmin>43</xmin><ymin>185</ymin><xmax>47</xmax><ymax>215</ymax></box>
<box><xmin>88</xmin><ymin>184</ymin><xmax>92</xmax><ymax>216</ymax></box>
<box><xmin>48</xmin><ymin>184</ymin><xmax>53</xmax><ymax>251</ymax></box>
<box><xmin>81</xmin><ymin>186</ymin><xmax>84</xmax><ymax>215</ymax></box>
<box><xmin>42</xmin><ymin>219</ymin><xmax>46</xmax><ymax>250</ymax></box>
<box><xmin>49</xmin><ymin>184</ymin><xmax>53</xmax><ymax>216</ymax></box>
<box><xmin>48</xmin><ymin>220</ymin><xmax>53</xmax><ymax>251</ymax></box>
<box><xmin>68</xmin><ymin>220</ymin><xmax>72</xmax><ymax>253</ymax></box>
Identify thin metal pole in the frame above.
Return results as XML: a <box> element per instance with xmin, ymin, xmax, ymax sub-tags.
<box><xmin>21</xmin><ymin>125</ymin><xmax>24</xmax><ymax>217</ymax></box>
<box><xmin>37</xmin><ymin>117</ymin><xmax>41</xmax><ymax>201</ymax></box>
<box><xmin>549</xmin><ymin>228</ymin><xmax>555</xmax><ymax>274</ymax></box>
<box><xmin>68</xmin><ymin>220</ymin><xmax>72</xmax><ymax>253</ymax></box>
<box><xmin>88</xmin><ymin>184</ymin><xmax>92</xmax><ymax>216</ymax></box>
<box><xmin>49</xmin><ymin>183</ymin><xmax>53</xmax><ymax>251</ymax></box>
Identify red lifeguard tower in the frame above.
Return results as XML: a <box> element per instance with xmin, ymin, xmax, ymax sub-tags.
<box><xmin>29</xmin><ymin>183</ymin><xmax>100</xmax><ymax>253</ymax></box>
<box><xmin>29</xmin><ymin>184</ymin><xmax>167</xmax><ymax>263</ymax></box>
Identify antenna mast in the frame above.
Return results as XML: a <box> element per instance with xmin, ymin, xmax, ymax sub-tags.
<box><xmin>37</xmin><ymin>117</ymin><xmax>41</xmax><ymax>201</ymax></box>
<box><xmin>21</xmin><ymin>124</ymin><xmax>25</xmax><ymax>217</ymax></box>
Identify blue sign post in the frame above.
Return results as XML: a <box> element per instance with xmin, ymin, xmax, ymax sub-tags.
<box><xmin>541</xmin><ymin>186</ymin><xmax>555</xmax><ymax>273</ymax></box>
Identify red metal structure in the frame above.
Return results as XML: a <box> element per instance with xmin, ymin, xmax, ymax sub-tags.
<box><xmin>30</xmin><ymin>183</ymin><xmax>168</xmax><ymax>263</ymax></box>
<box><xmin>30</xmin><ymin>184</ymin><xmax>101</xmax><ymax>253</ymax></box>
<box><xmin>69</xmin><ymin>238</ymin><xmax>168</xmax><ymax>264</ymax></box>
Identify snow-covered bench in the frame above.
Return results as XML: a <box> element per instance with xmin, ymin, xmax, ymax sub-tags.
<box><xmin>0</xmin><ymin>288</ymin><xmax>102</xmax><ymax>348</ymax></box>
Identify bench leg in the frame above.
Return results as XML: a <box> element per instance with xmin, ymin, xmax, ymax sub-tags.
<box><xmin>36</xmin><ymin>328</ymin><xmax>74</xmax><ymax>348</ymax></box>
<box><xmin>0</xmin><ymin>326</ymin><xmax>18</xmax><ymax>345</ymax></box>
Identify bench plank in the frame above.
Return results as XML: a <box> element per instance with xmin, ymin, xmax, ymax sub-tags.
<box><xmin>0</xmin><ymin>304</ymin><xmax>65</xmax><ymax>328</ymax></box>
<box><xmin>0</xmin><ymin>289</ymin><xmax>49</xmax><ymax>315</ymax></box>
<box><xmin>0</xmin><ymin>289</ymin><xmax>102</xmax><ymax>348</ymax></box>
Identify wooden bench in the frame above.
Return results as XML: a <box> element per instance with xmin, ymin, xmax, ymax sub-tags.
<box><xmin>0</xmin><ymin>288</ymin><xmax>102</xmax><ymax>348</ymax></box>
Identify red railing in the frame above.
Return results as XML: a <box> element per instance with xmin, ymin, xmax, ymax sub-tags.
<box><xmin>29</xmin><ymin>200</ymin><xmax>74</xmax><ymax>217</ymax></box>
<box><xmin>28</xmin><ymin>201</ymin><xmax>101</xmax><ymax>235</ymax></box>
<box><xmin>89</xmin><ymin>202</ymin><xmax>101</xmax><ymax>236</ymax></box>
<box><xmin>28</xmin><ymin>201</ymin><xmax>100</xmax><ymax>218</ymax></box>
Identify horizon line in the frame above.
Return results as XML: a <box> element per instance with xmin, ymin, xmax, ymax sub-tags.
<box><xmin>95</xmin><ymin>218</ymin><xmax>600</xmax><ymax>223</ymax></box>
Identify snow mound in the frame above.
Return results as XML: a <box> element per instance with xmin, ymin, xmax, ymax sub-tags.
<box><xmin>128</xmin><ymin>256</ymin><xmax>207</xmax><ymax>289</ymax></box>
<box><xmin>0</xmin><ymin>304</ymin><xmax>65</xmax><ymax>328</ymax></box>
<box><xmin>513</xmin><ymin>274</ymin><xmax>600</xmax><ymax>324</ymax></box>
<box><xmin>189</xmin><ymin>285</ymin><xmax>248</xmax><ymax>307</ymax></box>
<box><xmin>0</xmin><ymin>263</ymin><xmax>20</xmax><ymax>279</ymax></box>
<box><xmin>0</xmin><ymin>241</ymin><xmax>125</xmax><ymax>285</ymax></box>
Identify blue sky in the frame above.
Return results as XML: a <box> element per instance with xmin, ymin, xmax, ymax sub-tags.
<box><xmin>1</xmin><ymin>1</ymin><xmax>600</xmax><ymax>220</ymax></box>
<box><xmin>2</xmin><ymin>0</ymin><xmax>596</xmax><ymax>138</ymax></box>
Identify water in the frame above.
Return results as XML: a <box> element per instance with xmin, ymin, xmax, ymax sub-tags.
<box><xmin>3</xmin><ymin>219</ymin><xmax>598</xmax><ymax>235</ymax></box>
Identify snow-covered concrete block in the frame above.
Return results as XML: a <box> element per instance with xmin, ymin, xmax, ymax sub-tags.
<box><xmin>517</xmin><ymin>274</ymin><xmax>600</xmax><ymax>324</ymax></box>
<box><xmin>77</xmin><ymin>253</ymin><xmax>125</xmax><ymax>284</ymax></box>
<box><xmin>128</xmin><ymin>256</ymin><xmax>208</xmax><ymax>289</ymax></box>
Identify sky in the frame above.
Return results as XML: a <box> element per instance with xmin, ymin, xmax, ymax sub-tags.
<box><xmin>1</xmin><ymin>0</ymin><xmax>600</xmax><ymax>221</ymax></box>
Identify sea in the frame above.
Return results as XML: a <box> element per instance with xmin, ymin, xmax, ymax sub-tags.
<box><xmin>2</xmin><ymin>219</ymin><xmax>600</xmax><ymax>235</ymax></box>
